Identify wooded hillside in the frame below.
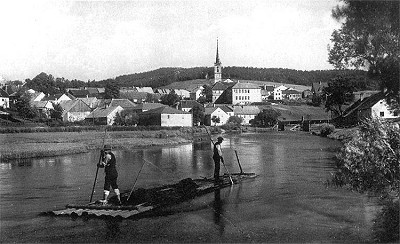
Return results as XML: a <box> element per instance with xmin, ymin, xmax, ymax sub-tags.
<box><xmin>100</xmin><ymin>66</ymin><xmax>379</xmax><ymax>90</ymax></box>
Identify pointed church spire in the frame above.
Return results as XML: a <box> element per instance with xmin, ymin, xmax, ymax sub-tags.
<box><xmin>215</xmin><ymin>38</ymin><xmax>221</xmax><ymax>65</ymax></box>
<box><xmin>214</xmin><ymin>38</ymin><xmax>222</xmax><ymax>83</ymax></box>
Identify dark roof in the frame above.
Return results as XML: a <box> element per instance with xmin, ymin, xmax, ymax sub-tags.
<box><xmin>141</xmin><ymin>106</ymin><xmax>189</xmax><ymax>115</ymax></box>
<box><xmin>179</xmin><ymin>100</ymin><xmax>201</xmax><ymax>108</ymax></box>
<box><xmin>135</xmin><ymin>103</ymin><xmax>167</xmax><ymax>111</ymax></box>
<box><xmin>357</xmin><ymin>92</ymin><xmax>386</xmax><ymax>110</ymax></box>
<box><xmin>99</xmin><ymin>99</ymin><xmax>136</xmax><ymax>109</ymax></box>
<box><xmin>212</xmin><ymin>82</ymin><xmax>233</xmax><ymax>91</ymax></box>
<box><xmin>0</xmin><ymin>88</ymin><xmax>9</xmax><ymax>97</ymax></box>
<box><xmin>69</xmin><ymin>89</ymin><xmax>90</xmax><ymax>97</ymax></box>
<box><xmin>282</xmin><ymin>89</ymin><xmax>301</xmax><ymax>94</ymax></box>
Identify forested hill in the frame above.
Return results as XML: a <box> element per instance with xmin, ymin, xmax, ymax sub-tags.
<box><xmin>99</xmin><ymin>66</ymin><xmax>378</xmax><ymax>90</ymax></box>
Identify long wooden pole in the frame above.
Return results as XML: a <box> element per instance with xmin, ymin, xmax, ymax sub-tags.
<box><xmin>234</xmin><ymin>150</ymin><xmax>244</xmax><ymax>174</ymax></box>
<box><xmin>89</xmin><ymin>128</ymin><xmax>107</xmax><ymax>202</ymax></box>
<box><xmin>127</xmin><ymin>158</ymin><xmax>146</xmax><ymax>202</ymax></box>
<box><xmin>204</xmin><ymin>126</ymin><xmax>233</xmax><ymax>185</ymax></box>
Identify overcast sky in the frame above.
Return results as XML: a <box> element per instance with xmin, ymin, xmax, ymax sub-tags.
<box><xmin>0</xmin><ymin>0</ymin><xmax>342</xmax><ymax>82</ymax></box>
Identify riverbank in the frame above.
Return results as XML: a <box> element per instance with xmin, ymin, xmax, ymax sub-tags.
<box><xmin>0</xmin><ymin>130</ymin><xmax>193</xmax><ymax>162</ymax></box>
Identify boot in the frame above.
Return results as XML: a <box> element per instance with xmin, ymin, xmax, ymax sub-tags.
<box><xmin>114</xmin><ymin>189</ymin><xmax>122</xmax><ymax>205</ymax></box>
<box><xmin>100</xmin><ymin>190</ymin><xmax>110</xmax><ymax>205</ymax></box>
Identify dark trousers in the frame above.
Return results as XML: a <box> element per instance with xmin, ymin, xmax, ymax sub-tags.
<box><xmin>213</xmin><ymin>156</ymin><xmax>221</xmax><ymax>180</ymax></box>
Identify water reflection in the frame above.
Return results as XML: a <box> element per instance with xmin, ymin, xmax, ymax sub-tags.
<box><xmin>213</xmin><ymin>189</ymin><xmax>225</xmax><ymax>235</ymax></box>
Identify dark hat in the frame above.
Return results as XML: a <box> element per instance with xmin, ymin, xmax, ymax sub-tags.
<box><xmin>103</xmin><ymin>144</ymin><xmax>112</xmax><ymax>151</ymax></box>
<box><xmin>217</xmin><ymin>136</ymin><xmax>224</xmax><ymax>141</ymax></box>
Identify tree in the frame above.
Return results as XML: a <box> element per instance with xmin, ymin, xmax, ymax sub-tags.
<box><xmin>15</xmin><ymin>93</ymin><xmax>37</xmax><ymax>119</ymax></box>
<box><xmin>251</xmin><ymin>108</ymin><xmax>281</xmax><ymax>127</ymax></box>
<box><xmin>50</xmin><ymin>103</ymin><xmax>63</xmax><ymax>121</ymax></box>
<box><xmin>114</xmin><ymin>110</ymin><xmax>139</xmax><ymax>126</ymax></box>
<box><xmin>332</xmin><ymin>118</ymin><xmax>399</xmax><ymax>194</ymax></box>
<box><xmin>211</xmin><ymin>116</ymin><xmax>220</xmax><ymax>126</ymax></box>
<box><xmin>328</xmin><ymin>0</ymin><xmax>399</xmax><ymax>109</ymax></box>
<box><xmin>227</xmin><ymin>116</ymin><xmax>242</xmax><ymax>126</ymax></box>
<box><xmin>104</xmin><ymin>82</ymin><xmax>120</xmax><ymax>99</ymax></box>
<box><xmin>202</xmin><ymin>85</ymin><xmax>213</xmax><ymax>102</ymax></box>
<box><xmin>25</xmin><ymin>72</ymin><xmax>59</xmax><ymax>95</ymax></box>
<box><xmin>322</xmin><ymin>76</ymin><xmax>355</xmax><ymax>117</ymax></box>
<box><xmin>160</xmin><ymin>91</ymin><xmax>180</xmax><ymax>106</ymax></box>
<box><xmin>191</xmin><ymin>105</ymin><xmax>204</xmax><ymax>126</ymax></box>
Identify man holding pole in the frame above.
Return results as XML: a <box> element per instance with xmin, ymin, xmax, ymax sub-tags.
<box><xmin>213</xmin><ymin>137</ymin><xmax>224</xmax><ymax>184</ymax></box>
<box><xmin>98</xmin><ymin>145</ymin><xmax>121</xmax><ymax>205</ymax></box>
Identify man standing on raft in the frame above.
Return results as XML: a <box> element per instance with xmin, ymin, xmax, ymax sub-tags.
<box><xmin>213</xmin><ymin>136</ymin><xmax>224</xmax><ymax>184</ymax></box>
<box><xmin>98</xmin><ymin>145</ymin><xmax>121</xmax><ymax>205</ymax></box>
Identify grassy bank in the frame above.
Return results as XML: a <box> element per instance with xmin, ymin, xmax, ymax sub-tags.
<box><xmin>0</xmin><ymin>130</ymin><xmax>193</xmax><ymax>162</ymax></box>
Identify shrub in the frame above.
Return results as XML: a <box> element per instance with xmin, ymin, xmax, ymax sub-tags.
<box><xmin>319</xmin><ymin>123</ymin><xmax>335</xmax><ymax>137</ymax></box>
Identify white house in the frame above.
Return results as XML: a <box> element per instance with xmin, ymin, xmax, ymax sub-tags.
<box><xmin>0</xmin><ymin>88</ymin><xmax>9</xmax><ymax>108</ymax></box>
<box><xmin>358</xmin><ymin>93</ymin><xmax>399</xmax><ymax>120</ymax></box>
<box><xmin>233</xmin><ymin>105</ymin><xmax>260</xmax><ymax>125</ymax></box>
<box><xmin>273</xmin><ymin>85</ymin><xmax>287</xmax><ymax>100</ymax></box>
<box><xmin>189</xmin><ymin>86</ymin><xmax>204</xmax><ymax>100</ymax></box>
<box><xmin>173</xmin><ymin>89</ymin><xmax>191</xmax><ymax>99</ymax></box>
<box><xmin>31</xmin><ymin>101</ymin><xmax>54</xmax><ymax>116</ymax></box>
<box><xmin>59</xmin><ymin>99</ymin><xmax>92</xmax><ymax>122</ymax></box>
<box><xmin>139</xmin><ymin>106</ymin><xmax>192</xmax><ymax>127</ymax></box>
<box><xmin>231</xmin><ymin>82</ymin><xmax>262</xmax><ymax>105</ymax></box>
<box><xmin>85</xmin><ymin>106</ymin><xmax>123</xmax><ymax>125</ymax></box>
<box><xmin>204</xmin><ymin>107</ymin><xmax>230</xmax><ymax>126</ymax></box>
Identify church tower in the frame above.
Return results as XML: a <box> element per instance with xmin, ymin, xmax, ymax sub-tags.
<box><xmin>214</xmin><ymin>38</ymin><xmax>222</xmax><ymax>83</ymax></box>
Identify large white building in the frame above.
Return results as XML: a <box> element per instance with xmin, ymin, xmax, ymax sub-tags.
<box><xmin>231</xmin><ymin>82</ymin><xmax>262</xmax><ymax>105</ymax></box>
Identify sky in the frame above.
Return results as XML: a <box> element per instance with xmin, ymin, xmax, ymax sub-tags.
<box><xmin>0</xmin><ymin>0</ymin><xmax>342</xmax><ymax>82</ymax></box>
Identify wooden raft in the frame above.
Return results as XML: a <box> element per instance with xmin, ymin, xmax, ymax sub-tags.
<box><xmin>45</xmin><ymin>173</ymin><xmax>257</xmax><ymax>219</ymax></box>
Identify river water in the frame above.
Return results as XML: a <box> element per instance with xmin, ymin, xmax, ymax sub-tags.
<box><xmin>0</xmin><ymin>131</ymin><xmax>378</xmax><ymax>243</ymax></box>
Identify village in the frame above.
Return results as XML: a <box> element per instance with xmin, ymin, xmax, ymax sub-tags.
<box><xmin>0</xmin><ymin>42</ymin><xmax>396</xmax><ymax>129</ymax></box>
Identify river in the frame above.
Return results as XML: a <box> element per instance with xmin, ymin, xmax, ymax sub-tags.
<box><xmin>0</xmin><ymin>131</ymin><xmax>378</xmax><ymax>243</ymax></box>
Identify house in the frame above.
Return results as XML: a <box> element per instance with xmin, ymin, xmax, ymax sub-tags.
<box><xmin>42</xmin><ymin>93</ymin><xmax>74</xmax><ymax>104</ymax></box>
<box><xmin>178</xmin><ymin>100</ymin><xmax>202</xmax><ymax>113</ymax></box>
<box><xmin>133</xmin><ymin>103</ymin><xmax>167</xmax><ymax>113</ymax></box>
<box><xmin>135</xmin><ymin>87</ymin><xmax>154</xmax><ymax>93</ymax></box>
<box><xmin>139</xmin><ymin>106</ymin><xmax>192</xmax><ymax>127</ymax></box>
<box><xmin>212</xmin><ymin>82</ymin><xmax>231</xmax><ymax>103</ymax></box>
<box><xmin>154</xmin><ymin>88</ymin><xmax>171</xmax><ymax>96</ymax></box>
<box><xmin>273</xmin><ymin>85</ymin><xmax>287</xmax><ymax>100</ymax></box>
<box><xmin>260</xmin><ymin>85</ymin><xmax>275</xmax><ymax>100</ymax></box>
<box><xmin>357</xmin><ymin>93</ymin><xmax>399</xmax><ymax>121</ymax></box>
<box><xmin>282</xmin><ymin>89</ymin><xmax>302</xmax><ymax>100</ymax></box>
<box><xmin>232</xmin><ymin>105</ymin><xmax>260</xmax><ymax>125</ymax></box>
<box><xmin>204</xmin><ymin>107</ymin><xmax>230</xmax><ymax>126</ymax></box>
<box><xmin>173</xmin><ymin>89</ymin><xmax>190</xmax><ymax>99</ymax></box>
<box><xmin>98</xmin><ymin>99</ymin><xmax>137</xmax><ymax>110</ymax></box>
<box><xmin>119</xmin><ymin>91</ymin><xmax>149</xmax><ymax>103</ymax></box>
<box><xmin>85</xmin><ymin>106</ymin><xmax>123</xmax><ymax>125</ymax></box>
<box><xmin>0</xmin><ymin>88</ymin><xmax>9</xmax><ymax>108</ymax></box>
<box><xmin>311</xmin><ymin>81</ymin><xmax>328</xmax><ymax>96</ymax></box>
<box><xmin>78</xmin><ymin>97</ymin><xmax>99</xmax><ymax>109</ymax></box>
<box><xmin>29</xmin><ymin>91</ymin><xmax>46</xmax><ymax>102</ymax></box>
<box><xmin>31</xmin><ymin>100</ymin><xmax>54</xmax><ymax>116</ymax></box>
<box><xmin>59</xmin><ymin>99</ymin><xmax>92</xmax><ymax>122</ymax></box>
<box><xmin>189</xmin><ymin>86</ymin><xmax>204</xmax><ymax>100</ymax></box>
<box><xmin>231</xmin><ymin>82</ymin><xmax>262</xmax><ymax>105</ymax></box>
<box><xmin>68</xmin><ymin>89</ymin><xmax>90</xmax><ymax>98</ymax></box>
<box><xmin>219</xmin><ymin>105</ymin><xmax>234</xmax><ymax>117</ymax></box>
<box><xmin>334</xmin><ymin>92</ymin><xmax>399</xmax><ymax>126</ymax></box>
<box><xmin>302</xmin><ymin>89</ymin><xmax>313</xmax><ymax>98</ymax></box>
